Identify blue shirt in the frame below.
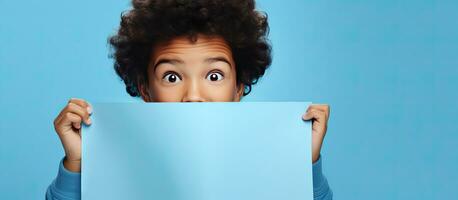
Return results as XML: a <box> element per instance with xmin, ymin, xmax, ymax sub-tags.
<box><xmin>46</xmin><ymin>156</ymin><xmax>332</xmax><ymax>199</ymax></box>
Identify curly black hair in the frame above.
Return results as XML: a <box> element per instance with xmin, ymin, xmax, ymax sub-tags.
<box><xmin>109</xmin><ymin>0</ymin><xmax>272</xmax><ymax>97</ymax></box>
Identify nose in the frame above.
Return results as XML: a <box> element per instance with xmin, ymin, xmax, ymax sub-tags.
<box><xmin>182</xmin><ymin>80</ymin><xmax>206</xmax><ymax>102</ymax></box>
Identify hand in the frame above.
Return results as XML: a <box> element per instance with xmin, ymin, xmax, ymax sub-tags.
<box><xmin>302</xmin><ymin>104</ymin><xmax>330</xmax><ymax>163</ymax></box>
<box><xmin>53</xmin><ymin>98</ymin><xmax>92</xmax><ymax>172</ymax></box>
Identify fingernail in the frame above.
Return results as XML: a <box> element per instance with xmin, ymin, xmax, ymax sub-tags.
<box><xmin>87</xmin><ymin>106</ymin><xmax>92</xmax><ymax>114</ymax></box>
<box><xmin>87</xmin><ymin>118</ymin><xmax>92</xmax><ymax>124</ymax></box>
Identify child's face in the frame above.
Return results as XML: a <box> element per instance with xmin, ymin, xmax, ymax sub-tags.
<box><xmin>139</xmin><ymin>35</ymin><xmax>244</xmax><ymax>102</ymax></box>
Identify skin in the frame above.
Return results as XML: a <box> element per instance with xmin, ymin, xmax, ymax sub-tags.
<box><xmin>54</xmin><ymin>35</ymin><xmax>330</xmax><ymax>172</ymax></box>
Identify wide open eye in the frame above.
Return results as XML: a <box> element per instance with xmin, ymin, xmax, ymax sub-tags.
<box><xmin>206</xmin><ymin>71</ymin><xmax>224</xmax><ymax>82</ymax></box>
<box><xmin>162</xmin><ymin>72</ymin><xmax>182</xmax><ymax>84</ymax></box>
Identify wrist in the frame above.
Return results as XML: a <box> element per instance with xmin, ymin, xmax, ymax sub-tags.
<box><xmin>63</xmin><ymin>157</ymin><xmax>81</xmax><ymax>172</ymax></box>
<box><xmin>312</xmin><ymin>154</ymin><xmax>319</xmax><ymax>163</ymax></box>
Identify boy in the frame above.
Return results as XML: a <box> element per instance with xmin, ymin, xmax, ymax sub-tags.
<box><xmin>46</xmin><ymin>0</ymin><xmax>332</xmax><ymax>199</ymax></box>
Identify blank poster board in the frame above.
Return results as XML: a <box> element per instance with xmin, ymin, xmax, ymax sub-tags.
<box><xmin>82</xmin><ymin>102</ymin><xmax>313</xmax><ymax>199</ymax></box>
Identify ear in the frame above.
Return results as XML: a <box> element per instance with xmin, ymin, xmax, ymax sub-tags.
<box><xmin>138</xmin><ymin>83</ymin><xmax>151</xmax><ymax>102</ymax></box>
<box><xmin>234</xmin><ymin>83</ymin><xmax>245</xmax><ymax>102</ymax></box>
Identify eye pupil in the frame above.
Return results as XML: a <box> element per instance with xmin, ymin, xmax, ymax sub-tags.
<box><xmin>168</xmin><ymin>74</ymin><xmax>177</xmax><ymax>82</ymax></box>
<box><xmin>210</xmin><ymin>74</ymin><xmax>218</xmax><ymax>81</ymax></box>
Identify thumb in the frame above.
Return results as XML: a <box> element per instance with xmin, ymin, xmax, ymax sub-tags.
<box><xmin>302</xmin><ymin>111</ymin><xmax>313</xmax><ymax>121</ymax></box>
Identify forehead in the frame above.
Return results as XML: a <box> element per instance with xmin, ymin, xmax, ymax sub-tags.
<box><xmin>152</xmin><ymin>35</ymin><xmax>233</xmax><ymax>59</ymax></box>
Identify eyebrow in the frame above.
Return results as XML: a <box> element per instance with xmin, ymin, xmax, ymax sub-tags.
<box><xmin>153</xmin><ymin>58</ymin><xmax>184</xmax><ymax>71</ymax></box>
<box><xmin>153</xmin><ymin>56</ymin><xmax>232</xmax><ymax>71</ymax></box>
<box><xmin>204</xmin><ymin>56</ymin><xmax>232</xmax><ymax>69</ymax></box>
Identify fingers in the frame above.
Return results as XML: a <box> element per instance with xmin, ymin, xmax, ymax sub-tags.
<box><xmin>66</xmin><ymin>112</ymin><xmax>83</xmax><ymax>129</ymax></box>
<box><xmin>302</xmin><ymin>104</ymin><xmax>330</xmax><ymax>133</ymax></box>
<box><xmin>302</xmin><ymin>109</ymin><xmax>325</xmax><ymax>121</ymax></box>
<box><xmin>67</xmin><ymin>102</ymin><xmax>91</xmax><ymax>125</ymax></box>
<box><xmin>54</xmin><ymin>98</ymin><xmax>92</xmax><ymax>135</ymax></box>
<box><xmin>303</xmin><ymin>104</ymin><xmax>330</xmax><ymax>120</ymax></box>
<box><xmin>69</xmin><ymin>98</ymin><xmax>92</xmax><ymax>114</ymax></box>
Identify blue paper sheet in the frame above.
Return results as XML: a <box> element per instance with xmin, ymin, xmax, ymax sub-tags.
<box><xmin>82</xmin><ymin>102</ymin><xmax>313</xmax><ymax>199</ymax></box>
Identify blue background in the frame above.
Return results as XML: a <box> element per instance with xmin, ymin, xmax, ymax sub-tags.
<box><xmin>1</xmin><ymin>0</ymin><xmax>457</xmax><ymax>199</ymax></box>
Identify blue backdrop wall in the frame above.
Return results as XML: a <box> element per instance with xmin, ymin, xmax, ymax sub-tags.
<box><xmin>1</xmin><ymin>0</ymin><xmax>457</xmax><ymax>199</ymax></box>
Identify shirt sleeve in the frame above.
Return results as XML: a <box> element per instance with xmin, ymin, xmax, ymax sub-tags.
<box><xmin>312</xmin><ymin>155</ymin><xmax>333</xmax><ymax>200</ymax></box>
<box><xmin>45</xmin><ymin>157</ymin><xmax>81</xmax><ymax>200</ymax></box>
